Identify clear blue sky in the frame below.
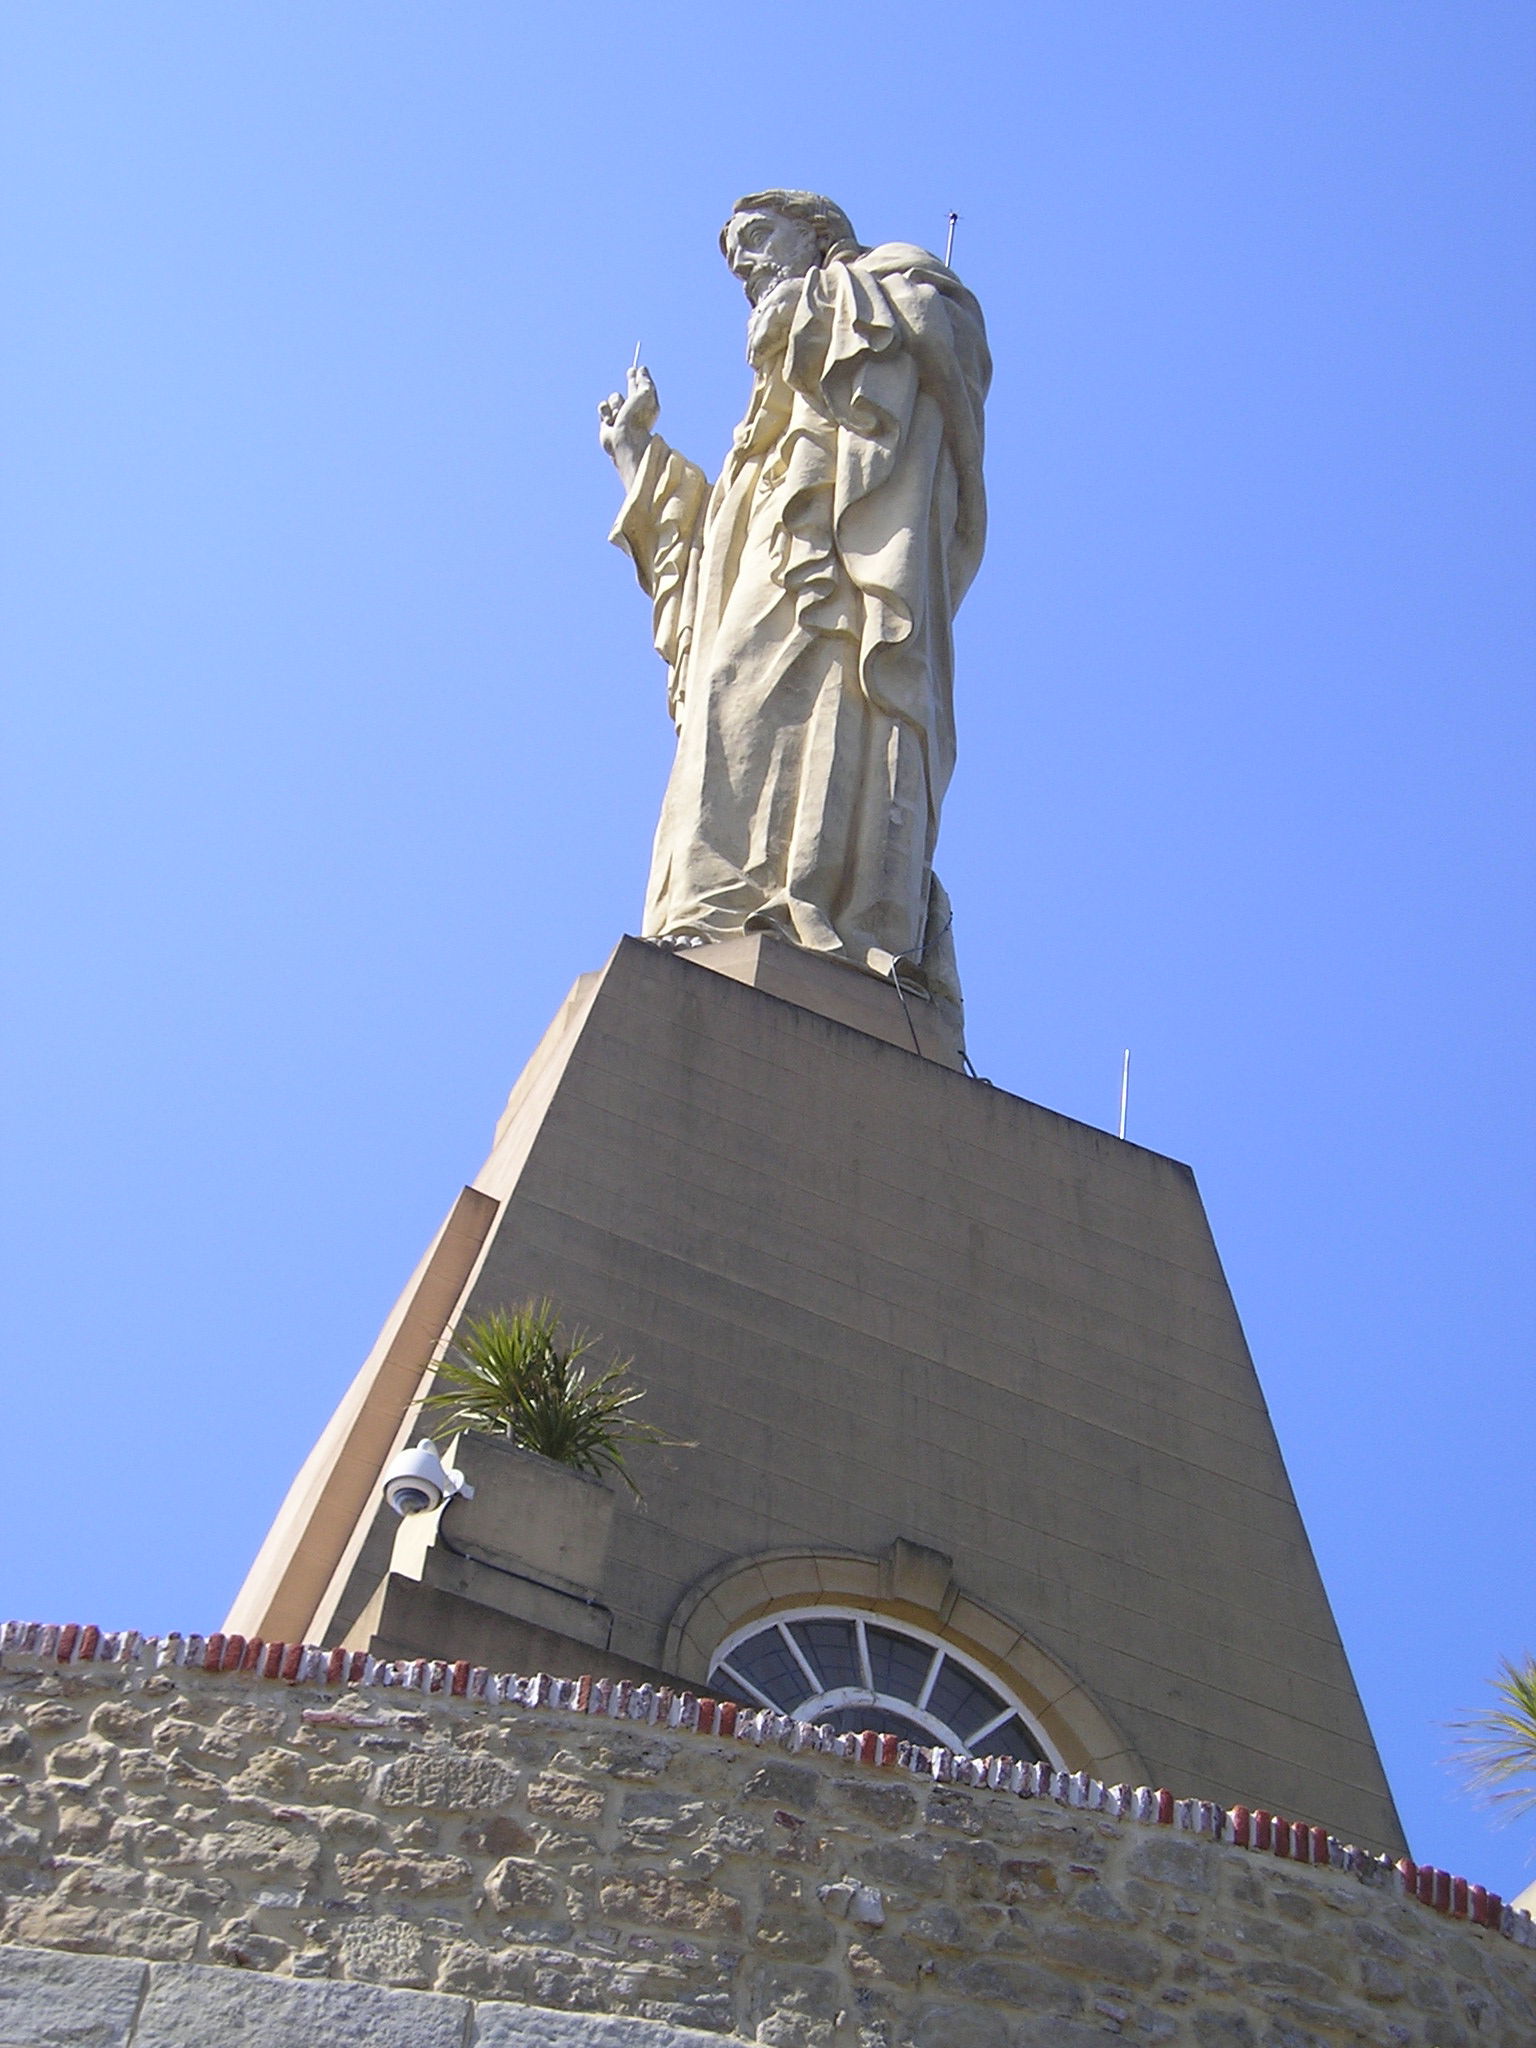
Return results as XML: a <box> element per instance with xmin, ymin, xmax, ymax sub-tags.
<box><xmin>3</xmin><ymin>6</ymin><xmax>1532</xmax><ymax>1893</ymax></box>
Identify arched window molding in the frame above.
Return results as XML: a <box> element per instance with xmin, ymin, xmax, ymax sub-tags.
<box><xmin>666</xmin><ymin>1543</ymin><xmax>1145</xmax><ymax>1783</ymax></box>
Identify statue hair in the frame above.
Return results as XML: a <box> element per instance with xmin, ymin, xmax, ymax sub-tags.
<box><xmin>721</xmin><ymin>190</ymin><xmax>861</xmax><ymax>261</ymax></box>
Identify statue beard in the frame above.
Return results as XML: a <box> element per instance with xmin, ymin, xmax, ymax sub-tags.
<box><xmin>745</xmin><ymin>274</ymin><xmax>804</xmax><ymax>365</ymax></box>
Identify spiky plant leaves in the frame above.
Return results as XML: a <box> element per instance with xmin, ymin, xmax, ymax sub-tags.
<box><xmin>422</xmin><ymin>1300</ymin><xmax>691</xmax><ymax>1499</ymax></box>
<box><xmin>1450</xmin><ymin>1656</ymin><xmax>1536</xmax><ymax>1820</ymax></box>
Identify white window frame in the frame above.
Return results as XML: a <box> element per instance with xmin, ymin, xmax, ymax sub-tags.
<box><xmin>709</xmin><ymin>1606</ymin><xmax>1062</xmax><ymax>1765</ymax></box>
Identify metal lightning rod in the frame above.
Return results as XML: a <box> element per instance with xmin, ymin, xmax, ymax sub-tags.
<box><xmin>1117</xmin><ymin>1049</ymin><xmax>1131</xmax><ymax>1141</ymax></box>
<box><xmin>944</xmin><ymin>212</ymin><xmax>959</xmax><ymax>266</ymax></box>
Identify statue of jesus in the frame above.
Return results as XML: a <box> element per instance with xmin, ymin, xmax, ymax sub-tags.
<box><xmin>600</xmin><ymin>190</ymin><xmax>990</xmax><ymax>1042</ymax></box>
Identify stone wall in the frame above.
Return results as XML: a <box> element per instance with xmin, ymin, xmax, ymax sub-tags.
<box><xmin>0</xmin><ymin>1624</ymin><xmax>1531</xmax><ymax>2048</ymax></box>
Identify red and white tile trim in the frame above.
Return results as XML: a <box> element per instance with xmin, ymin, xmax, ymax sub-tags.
<box><xmin>6</xmin><ymin>1620</ymin><xmax>1531</xmax><ymax>1951</ymax></box>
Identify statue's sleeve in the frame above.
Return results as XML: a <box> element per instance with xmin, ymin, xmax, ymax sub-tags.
<box><xmin>608</xmin><ymin>437</ymin><xmax>710</xmax><ymax>694</ymax></box>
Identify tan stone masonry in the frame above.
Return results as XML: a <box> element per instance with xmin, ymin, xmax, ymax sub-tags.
<box><xmin>0</xmin><ymin>1625</ymin><xmax>1531</xmax><ymax>2045</ymax></box>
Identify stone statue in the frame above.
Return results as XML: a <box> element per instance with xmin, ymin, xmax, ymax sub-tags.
<box><xmin>600</xmin><ymin>190</ymin><xmax>990</xmax><ymax>1041</ymax></box>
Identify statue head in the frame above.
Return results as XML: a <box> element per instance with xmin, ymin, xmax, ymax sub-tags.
<box><xmin>721</xmin><ymin>190</ymin><xmax>860</xmax><ymax>304</ymax></box>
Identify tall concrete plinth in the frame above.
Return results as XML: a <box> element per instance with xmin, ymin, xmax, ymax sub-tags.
<box><xmin>228</xmin><ymin>936</ymin><xmax>1405</xmax><ymax>1857</ymax></box>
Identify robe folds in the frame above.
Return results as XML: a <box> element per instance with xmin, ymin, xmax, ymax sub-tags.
<box><xmin>611</xmin><ymin>241</ymin><xmax>989</xmax><ymax>1029</ymax></box>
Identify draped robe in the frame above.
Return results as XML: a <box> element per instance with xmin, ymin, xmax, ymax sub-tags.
<box><xmin>611</xmin><ymin>241</ymin><xmax>990</xmax><ymax>1030</ymax></box>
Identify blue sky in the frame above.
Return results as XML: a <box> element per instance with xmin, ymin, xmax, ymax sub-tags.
<box><xmin>3</xmin><ymin>6</ymin><xmax>1532</xmax><ymax>1893</ymax></box>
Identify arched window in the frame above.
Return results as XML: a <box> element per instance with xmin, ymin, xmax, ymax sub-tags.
<box><xmin>708</xmin><ymin>1608</ymin><xmax>1053</xmax><ymax>1762</ymax></box>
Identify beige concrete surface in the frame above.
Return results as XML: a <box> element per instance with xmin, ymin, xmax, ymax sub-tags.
<box><xmin>252</xmin><ymin>936</ymin><xmax>1406</xmax><ymax>1854</ymax></box>
<box><xmin>464</xmin><ymin>945</ymin><xmax>1401</xmax><ymax>1846</ymax></box>
<box><xmin>360</xmin><ymin>1574</ymin><xmax>673</xmax><ymax>1683</ymax></box>
<box><xmin>424</xmin><ymin>1432</ymin><xmax>619</xmax><ymax>1598</ymax></box>
<box><xmin>378</xmin><ymin>1435</ymin><xmax>624</xmax><ymax>1659</ymax></box>
<box><xmin>681</xmin><ymin>933</ymin><xmax>965</xmax><ymax>1067</ymax></box>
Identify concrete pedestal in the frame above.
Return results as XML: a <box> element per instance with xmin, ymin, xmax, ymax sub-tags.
<box><xmin>229</xmin><ymin>935</ymin><xmax>1404</xmax><ymax>1855</ymax></box>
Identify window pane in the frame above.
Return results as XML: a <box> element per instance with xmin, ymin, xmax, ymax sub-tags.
<box><xmin>790</xmin><ymin>1618</ymin><xmax>861</xmax><ymax>1692</ymax></box>
<box><xmin>715</xmin><ymin>1629</ymin><xmax>808</xmax><ymax>1713</ymax></box>
<box><xmin>865</xmin><ymin>1626</ymin><xmax>933</xmax><ymax>1702</ymax></box>
<box><xmin>822</xmin><ymin>1704</ymin><xmax>934</xmax><ymax>1744</ymax></box>
<box><xmin>926</xmin><ymin>1657</ymin><xmax>1005</xmax><ymax>1743</ymax></box>
<box><xmin>708</xmin><ymin>1665</ymin><xmax>758</xmax><ymax>1710</ymax></box>
<box><xmin>984</xmin><ymin>1717</ymin><xmax>1046</xmax><ymax>1764</ymax></box>
<box><xmin>710</xmin><ymin>1617</ymin><xmax>1036</xmax><ymax>1759</ymax></box>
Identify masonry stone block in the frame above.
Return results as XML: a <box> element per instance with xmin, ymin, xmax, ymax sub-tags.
<box><xmin>131</xmin><ymin>1961</ymin><xmax>469</xmax><ymax>2047</ymax></box>
<box><xmin>0</xmin><ymin>1944</ymin><xmax>146</xmax><ymax>2048</ymax></box>
<box><xmin>472</xmin><ymin>2005</ymin><xmax>749</xmax><ymax>2046</ymax></box>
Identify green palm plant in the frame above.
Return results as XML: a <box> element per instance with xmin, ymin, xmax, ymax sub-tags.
<box><xmin>422</xmin><ymin>1301</ymin><xmax>690</xmax><ymax>1499</ymax></box>
<box><xmin>1450</xmin><ymin>1656</ymin><xmax>1536</xmax><ymax>1820</ymax></box>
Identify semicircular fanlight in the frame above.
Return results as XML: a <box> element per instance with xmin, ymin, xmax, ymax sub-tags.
<box><xmin>707</xmin><ymin>1609</ymin><xmax>1054</xmax><ymax>1763</ymax></box>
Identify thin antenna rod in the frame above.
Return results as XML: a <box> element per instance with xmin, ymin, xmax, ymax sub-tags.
<box><xmin>944</xmin><ymin>211</ymin><xmax>959</xmax><ymax>266</ymax></box>
<box><xmin>1117</xmin><ymin>1049</ymin><xmax>1131</xmax><ymax>1141</ymax></box>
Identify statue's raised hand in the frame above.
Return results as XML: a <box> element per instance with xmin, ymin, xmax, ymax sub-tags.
<box><xmin>599</xmin><ymin>366</ymin><xmax>660</xmax><ymax>490</ymax></box>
